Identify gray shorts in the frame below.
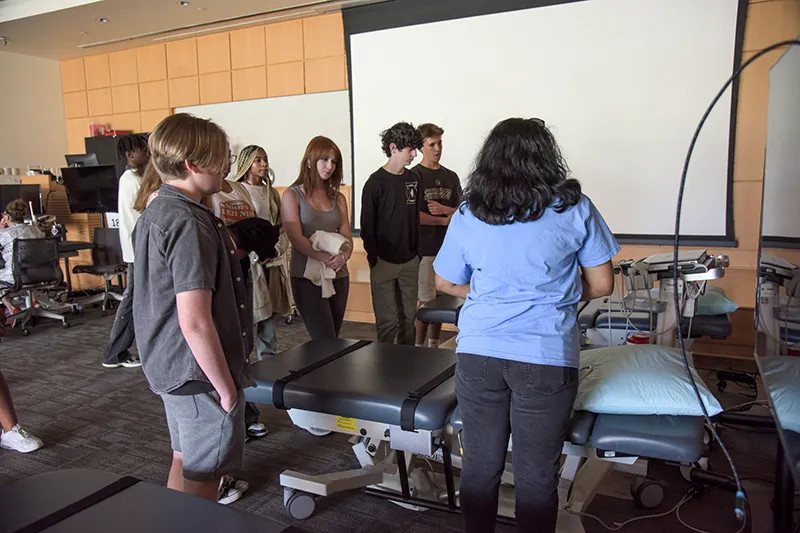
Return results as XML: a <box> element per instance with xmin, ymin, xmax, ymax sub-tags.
<box><xmin>161</xmin><ymin>389</ymin><xmax>246</xmax><ymax>482</ymax></box>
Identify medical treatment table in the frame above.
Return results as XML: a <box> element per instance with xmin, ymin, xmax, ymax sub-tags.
<box><xmin>578</xmin><ymin>296</ymin><xmax>732</xmax><ymax>346</ymax></box>
<box><xmin>0</xmin><ymin>469</ymin><xmax>305</xmax><ymax>533</ymax></box>
<box><xmin>577</xmin><ymin>250</ymin><xmax>733</xmax><ymax>347</ymax></box>
<box><xmin>245</xmin><ymin>338</ymin><xmax>708</xmax><ymax>532</ymax></box>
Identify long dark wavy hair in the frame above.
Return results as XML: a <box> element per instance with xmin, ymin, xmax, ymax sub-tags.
<box><xmin>463</xmin><ymin>118</ymin><xmax>581</xmax><ymax>225</ymax></box>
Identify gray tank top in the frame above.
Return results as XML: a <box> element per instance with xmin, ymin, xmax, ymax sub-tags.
<box><xmin>289</xmin><ymin>185</ymin><xmax>349</xmax><ymax>279</ymax></box>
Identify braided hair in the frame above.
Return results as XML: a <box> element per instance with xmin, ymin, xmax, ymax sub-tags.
<box><xmin>117</xmin><ymin>133</ymin><xmax>149</xmax><ymax>160</ymax></box>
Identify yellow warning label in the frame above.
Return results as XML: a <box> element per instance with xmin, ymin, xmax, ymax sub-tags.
<box><xmin>336</xmin><ymin>417</ymin><xmax>357</xmax><ymax>432</ymax></box>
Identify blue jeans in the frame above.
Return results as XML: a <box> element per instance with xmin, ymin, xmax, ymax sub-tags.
<box><xmin>456</xmin><ymin>353</ymin><xmax>578</xmax><ymax>533</ymax></box>
<box><xmin>103</xmin><ymin>263</ymin><xmax>135</xmax><ymax>364</ymax></box>
<box><xmin>245</xmin><ymin>316</ymin><xmax>277</xmax><ymax>427</ymax></box>
<box><xmin>256</xmin><ymin>316</ymin><xmax>277</xmax><ymax>361</ymax></box>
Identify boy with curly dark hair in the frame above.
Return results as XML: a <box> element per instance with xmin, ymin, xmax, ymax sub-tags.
<box><xmin>360</xmin><ymin>121</ymin><xmax>423</xmax><ymax>344</ymax></box>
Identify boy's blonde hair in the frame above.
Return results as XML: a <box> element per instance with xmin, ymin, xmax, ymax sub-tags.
<box><xmin>148</xmin><ymin>113</ymin><xmax>229</xmax><ymax>182</ymax></box>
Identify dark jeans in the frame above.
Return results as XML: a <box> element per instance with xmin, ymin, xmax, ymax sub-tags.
<box><xmin>245</xmin><ymin>401</ymin><xmax>260</xmax><ymax>426</ymax></box>
<box><xmin>291</xmin><ymin>276</ymin><xmax>350</xmax><ymax>340</ymax></box>
<box><xmin>456</xmin><ymin>353</ymin><xmax>578</xmax><ymax>533</ymax></box>
<box><xmin>102</xmin><ymin>263</ymin><xmax>135</xmax><ymax>365</ymax></box>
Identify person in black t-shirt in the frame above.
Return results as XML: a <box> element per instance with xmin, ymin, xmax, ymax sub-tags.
<box><xmin>413</xmin><ymin>123</ymin><xmax>462</xmax><ymax>348</ymax></box>
<box><xmin>360</xmin><ymin>122</ymin><xmax>423</xmax><ymax>345</ymax></box>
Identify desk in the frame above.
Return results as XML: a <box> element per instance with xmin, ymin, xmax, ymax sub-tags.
<box><xmin>0</xmin><ymin>469</ymin><xmax>305</xmax><ymax>533</ymax></box>
<box><xmin>57</xmin><ymin>240</ymin><xmax>93</xmax><ymax>296</ymax></box>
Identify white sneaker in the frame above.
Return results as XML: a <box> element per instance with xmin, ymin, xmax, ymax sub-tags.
<box><xmin>246</xmin><ymin>422</ymin><xmax>268</xmax><ymax>438</ymax></box>
<box><xmin>0</xmin><ymin>425</ymin><xmax>43</xmax><ymax>453</ymax></box>
<box><xmin>218</xmin><ymin>476</ymin><xmax>248</xmax><ymax>505</ymax></box>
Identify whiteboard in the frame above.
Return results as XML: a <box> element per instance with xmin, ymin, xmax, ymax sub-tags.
<box><xmin>178</xmin><ymin>91</ymin><xmax>352</xmax><ymax>187</ymax></box>
<box><xmin>762</xmin><ymin>44</ymin><xmax>800</xmax><ymax>241</ymax></box>
<box><xmin>349</xmin><ymin>0</ymin><xmax>739</xmax><ymax>236</ymax></box>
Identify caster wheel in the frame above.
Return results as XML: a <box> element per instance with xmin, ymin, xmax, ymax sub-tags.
<box><xmin>717</xmin><ymin>381</ymin><xmax>727</xmax><ymax>392</ymax></box>
<box><xmin>101</xmin><ymin>310</ymin><xmax>108</xmax><ymax>317</ymax></box>
<box><xmin>62</xmin><ymin>322</ymin><xmax>71</xmax><ymax>329</ymax></box>
<box><xmin>631</xmin><ymin>477</ymin><xmax>664</xmax><ymax>509</ymax></box>
<box><xmin>21</xmin><ymin>329</ymin><xmax>30</xmax><ymax>336</ymax></box>
<box><xmin>285</xmin><ymin>315</ymin><xmax>294</xmax><ymax>325</ymax></box>
<box><xmin>284</xmin><ymin>489</ymin><xmax>316</xmax><ymax>520</ymax></box>
<box><xmin>304</xmin><ymin>427</ymin><xmax>332</xmax><ymax>437</ymax></box>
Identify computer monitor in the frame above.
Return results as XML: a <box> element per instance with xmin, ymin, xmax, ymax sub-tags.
<box><xmin>0</xmin><ymin>184</ymin><xmax>43</xmax><ymax>216</ymax></box>
<box><xmin>65</xmin><ymin>153</ymin><xmax>99</xmax><ymax>167</ymax></box>
<box><xmin>61</xmin><ymin>165</ymin><xmax>118</xmax><ymax>214</ymax></box>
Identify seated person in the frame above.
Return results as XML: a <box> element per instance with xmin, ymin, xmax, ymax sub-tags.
<box><xmin>0</xmin><ymin>199</ymin><xmax>44</xmax><ymax>320</ymax></box>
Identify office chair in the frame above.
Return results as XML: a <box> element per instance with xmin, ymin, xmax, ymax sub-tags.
<box><xmin>73</xmin><ymin>228</ymin><xmax>127</xmax><ymax>316</ymax></box>
<box><xmin>2</xmin><ymin>237</ymin><xmax>72</xmax><ymax>336</ymax></box>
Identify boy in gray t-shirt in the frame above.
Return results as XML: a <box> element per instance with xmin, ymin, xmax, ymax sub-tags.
<box><xmin>133</xmin><ymin>113</ymin><xmax>277</xmax><ymax>505</ymax></box>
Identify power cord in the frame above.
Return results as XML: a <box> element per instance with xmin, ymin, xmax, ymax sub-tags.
<box><xmin>673</xmin><ymin>38</ymin><xmax>800</xmax><ymax>524</ymax></box>
<box><xmin>572</xmin><ymin>486</ymin><xmax>748</xmax><ymax>533</ymax></box>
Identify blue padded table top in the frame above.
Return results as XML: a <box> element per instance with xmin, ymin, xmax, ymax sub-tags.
<box><xmin>779</xmin><ymin>326</ymin><xmax>800</xmax><ymax>344</ymax></box>
<box><xmin>246</xmin><ymin>339</ymin><xmax>457</xmax><ymax>431</ymax></box>
<box><xmin>579</xmin><ymin>297</ymin><xmax>732</xmax><ymax>339</ymax></box>
<box><xmin>589</xmin><ymin>413</ymin><xmax>705</xmax><ymax>463</ymax></box>
<box><xmin>594</xmin><ymin>311</ymin><xmax>731</xmax><ymax>338</ymax></box>
<box><xmin>0</xmin><ymin>469</ymin><xmax>303</xmax><ymax>533</ymax></box>
<box><xmin>449</xmin><ymin>408</ymin><xmax>703</xmax><ymax>463</ymax></box>
<box><xmin>448</xmin><ymin>407</ymin><xmax>597</xmax><ymax>446</ymax></box>
<box><xmin>417</xmin><ymin>295</ymin><xmax>465</xmax><ymax>325</ymax></box>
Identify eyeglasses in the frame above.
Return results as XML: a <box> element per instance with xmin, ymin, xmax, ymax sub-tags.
<box><xmin>531</xmin><ymin>118</ymin><xmax>545</xmax><ymax>127</ymax></box>
<box><xmin>229</xmin><ymin>153</ymin><xmax>238</xmax><ymax>165</ymax></box>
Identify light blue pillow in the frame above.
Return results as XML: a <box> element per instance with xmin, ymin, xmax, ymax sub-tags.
<box><xmin>575</xmin><ymin>344</ymin><xmax>723</xmax><ymax>417</ymax></box>
<box><xmin>695</xmin><ymin>285</ymin><xmax>739</xmax><ymax>316</ymax></box>
<box><xmin>761</xmin><ymin>356</ymin><xmax>800</xmax><ymax>434</ymax></box>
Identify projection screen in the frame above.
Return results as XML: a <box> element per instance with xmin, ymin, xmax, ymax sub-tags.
<box><xmin>346</xmin><ymin>0</ymin><xmax>744</xmax><ymax>242</ymax></box>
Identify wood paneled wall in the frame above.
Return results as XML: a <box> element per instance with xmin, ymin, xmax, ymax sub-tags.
<box><xmin>59</xmin><ymin>13</ymin><xmax>347</xmax><ymax>154</ymax></box>
<box><xmin>55</xmin><ymin>13</ymin><xmax>346</xmax><ymax>289</ymax></box>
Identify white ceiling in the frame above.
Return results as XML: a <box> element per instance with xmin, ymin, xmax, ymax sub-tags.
<box><xmin>0</xmin><ymin>0</ymin><xmax>380</xmax><ymax>60</ymax></box>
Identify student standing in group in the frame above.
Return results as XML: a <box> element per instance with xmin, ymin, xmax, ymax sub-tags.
<box><xmin>281</xmin><ymin>136</ymin><xmax>352</xmax><ymax>340</ymax></box>
<box><xmin>434</xmin><ymin>118</ymin><xmax>618</xmax><ymax>533</ymax></box>
<box><xmin>234</xmin><ymin>146</ymin><xmax>291</xmax><ymax>360</ymax></box>
<box><xmin>209</xmin><ymin>162</ymin><xmax>270</xmax><ymax>441</ymax></box>
<box><xmin>132</xmin><ymin>113</ymin><xmax>262</xmax><ymax>505</ymax></box>
<box><xmin>413</xmin><ymin>123</ymin><xmax>462</xmax><ymax>348</ymax></box>
<box><xmin>102</xmin><ymin>133</ymin><xmax>149</xmax><ymax>370</ymax></box>
<box><xmin>361</xmin><ymin>122</ymin><xmax>423</xmax><ymax>345</ymax></box>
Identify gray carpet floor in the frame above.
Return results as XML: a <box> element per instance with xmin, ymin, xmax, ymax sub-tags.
<box><xmin>0</xmin><ymin>306</ymin><xmax>787</xmax><ymax>532</ymax></box>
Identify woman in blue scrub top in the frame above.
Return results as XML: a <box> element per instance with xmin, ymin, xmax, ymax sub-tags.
<box><xmin>434</xmin><ymin>118</ymin><xmax>619</xmax><ymax>533</ymax></box>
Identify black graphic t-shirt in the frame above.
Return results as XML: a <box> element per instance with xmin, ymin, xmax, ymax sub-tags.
<box><xmin>360</xmin><ymin>167</ymin><xmax>420</xmax><ymax>266</ymax></box>
<box><xmin>415</xmin><ymin>164</ymin><xmax>462</xmax><ymax>257</ymax></box>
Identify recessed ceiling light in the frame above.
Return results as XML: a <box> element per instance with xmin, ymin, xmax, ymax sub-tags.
<box><xmin>98</xmin><ymin>17</ymin><xmax>109</xmax><ymax>23</ymax></box>
<box><xmin>178</xmin><ymin>1</ymin><xmax>190</xmax><ymax>5</ymax></box>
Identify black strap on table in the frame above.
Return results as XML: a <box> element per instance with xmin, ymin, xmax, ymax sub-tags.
<box><xmin>13</xmin><ymin>476</ymin><xmax>140</xmax><ymax>533</ymax></box>
<box><xmin>272</xmin><ymin>340</ymin><xmax>372</xmax><ymax>410</ymax></box>
<box><xmin>400</xmin><ymin>364</ymin><xmax>456</xmax><ymax>432</ymax></box>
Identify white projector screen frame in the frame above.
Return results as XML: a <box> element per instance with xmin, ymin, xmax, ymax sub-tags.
<box><xmin>178</xmin><ymin>91</ymin><xmax>352</xmax><ymax>188</ymax></box>
<box><xmin>344</xmin><ymin>0</ymin><xmax>746</xmax><ymax>244</ymax></box>
<box><xmin>761</xmin><ymin>43</ymin><xmax>800</xmax><ymax>247</ymax></box>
